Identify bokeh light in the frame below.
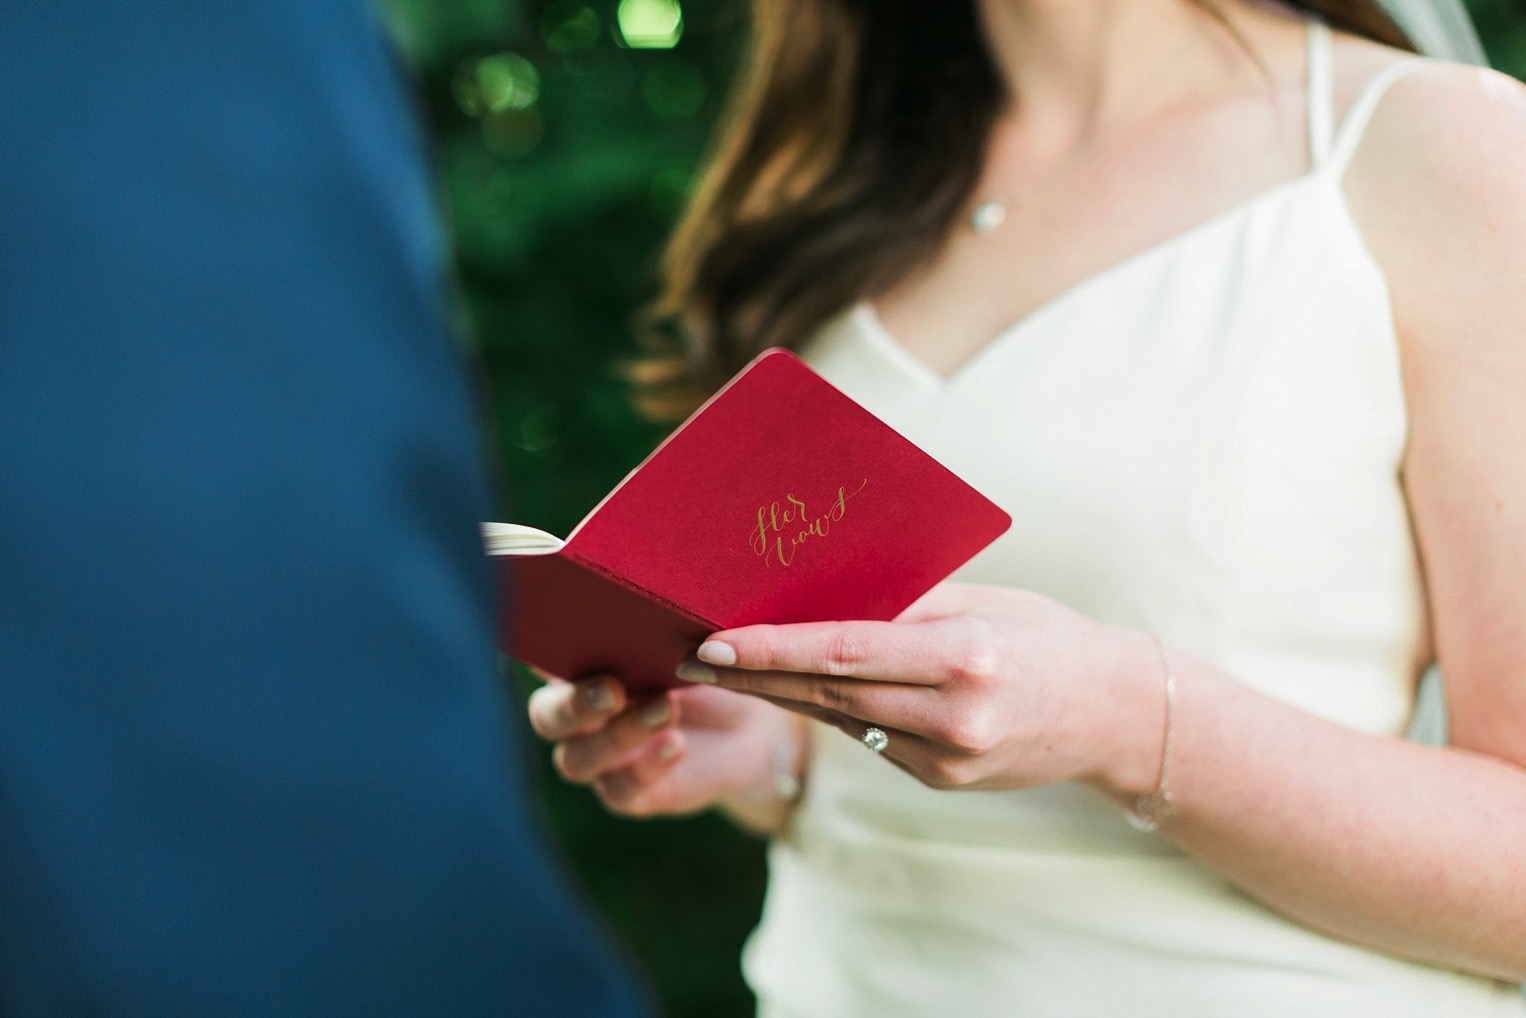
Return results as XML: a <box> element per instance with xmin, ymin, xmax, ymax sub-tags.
<box><xmin>454</xmin><ymin>51</ymin><xmax>541</xmax><ymax>115</ymax></box>
<box><xmin>616</xmin><ymin>0</ymin><xmax>684</xmax><ymax>49</ymax></box>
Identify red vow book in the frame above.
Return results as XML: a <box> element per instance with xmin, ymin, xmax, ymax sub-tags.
<box><xmin>485</xmin><ymin>349</ymin><xmax>1011</xmax><ymax>690</ymax></box>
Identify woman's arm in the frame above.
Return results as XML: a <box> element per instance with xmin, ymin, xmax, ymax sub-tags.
<box><xmin>1105</xmin><ymin>638</ymin><xmax>1526</xmax><ymax>982</ymax></box>
<box><xmin>1146</xmin><ymin>60</ymin><xmax>1526</xmax><ymax>981</ymax></box>
<box><xmin>689</xmin><ymin>63</ymin><xmax>1526</xmax><ymax>981</ymax></box>
<box><xmin>694</xmin><ymin>579</ymin><xmax>1526</xmax><ymax>978</ymax></box>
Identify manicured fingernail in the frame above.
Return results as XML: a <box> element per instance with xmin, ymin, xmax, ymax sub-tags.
<box><xmin>696</xmin><ymin>641</ymin><xmax>737</xmax><ymax>666</ymax></box>
<box><xmin>585</xmin><ymin>683</ymin><xmax>616</xmax><ymax>712</ymax></box>
<box><xmin>676</xmin><ymin>660</ymin><xmax>716</xmax><ymax>684</ymax></box>
<box><xmin>639</xmin><ymin>699</ymin><xmax>673</xmax><ymax>729</ymax></box>
<box><xmin>656</xmin><ymin>735</ymin><xmax>681</xmax><ymax>761</ymax></box>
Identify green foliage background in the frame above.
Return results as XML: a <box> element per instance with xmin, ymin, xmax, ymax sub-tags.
<box><xmin>386</xmin><ymin>3</ymin><xmax>1524</xmax><ymax>1015</ymax></box>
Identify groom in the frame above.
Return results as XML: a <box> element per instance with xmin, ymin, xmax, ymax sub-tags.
<box><xmin>0</xmin><ymin>3</ymin><xmax>649</xmax><ymax>1015</ymax></box>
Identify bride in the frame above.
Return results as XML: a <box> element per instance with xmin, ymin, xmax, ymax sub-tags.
<box><xmin>528</xmin><ymin>0</ymin><xmax>1526</xmax><ymax>1013</ymax></box>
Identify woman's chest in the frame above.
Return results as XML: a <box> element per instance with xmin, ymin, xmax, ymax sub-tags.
<box><xmin>801</xmin><ymin>202</ymin><xmax>1416</xmax><ymax>629</ymax></box>
<box><xmin>870</xmin><ymin>96</ymin><xmax>1313</xmax><ymax>380</ymax></box>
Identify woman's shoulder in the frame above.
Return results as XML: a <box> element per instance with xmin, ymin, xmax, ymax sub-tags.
<box><xmin>1332</xmin><ymin>31</ymin><xmax>1526</xmax><ymax>353</ymax></box>
<box><xmin>1329</xmin><ymin>31</ymin><xmax>1525</xmax><ymax>197</ymax></box>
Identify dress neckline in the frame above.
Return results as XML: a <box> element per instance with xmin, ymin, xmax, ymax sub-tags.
<box><xmin>856</xmin><ymin>19</ymin><xmax>1338</xmax><ymax>392</ymax></box>
<box><xmin>856</xmin><ymin>166</ymin><xmax>1336</xmax><ymax>391</ymax></box>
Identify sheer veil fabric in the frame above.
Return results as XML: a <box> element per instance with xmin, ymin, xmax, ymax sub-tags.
<box><xmin>1377</xmin><ymin>0</ymin><xmax>1488</xmax><ymax>64</ymax></box>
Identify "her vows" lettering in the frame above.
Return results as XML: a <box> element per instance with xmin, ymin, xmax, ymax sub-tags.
<box><xmin>748</xmin><ymin>480</ymin><xmax>868</xmax><ymax>568</ymax></box>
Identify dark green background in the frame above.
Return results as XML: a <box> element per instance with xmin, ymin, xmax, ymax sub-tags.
<box><xmin>385</xmin><ymin>3</ymin><xmax>1525</xmax><ymax>1014</ymax></box>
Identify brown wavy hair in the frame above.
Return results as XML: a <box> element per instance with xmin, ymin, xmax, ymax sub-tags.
<box><xmin>632</xmin><ymin>0</ymin><xmax>1415</xmax><ymax>419</ymax></box>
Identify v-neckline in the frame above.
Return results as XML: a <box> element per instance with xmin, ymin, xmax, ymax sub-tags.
<box><xmin>855</xmin><ymin>17</ymin><xmax>1337</xmax><ymax>392</ymax></box>
<box><xmin>854</xmin><ymin>164</ymin><xmax>1332</xmax><ymax>392</ymax></box>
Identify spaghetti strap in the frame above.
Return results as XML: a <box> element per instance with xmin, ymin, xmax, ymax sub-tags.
<box><xmin>1325</xmin><ymin>55</ymin><xmax>1433</xmax><ymax>176</ymax></box>
<box><xmin>1306</xmin><ymin>20</ymin><xmax>1334</xmax><ymax>170</ymax></box>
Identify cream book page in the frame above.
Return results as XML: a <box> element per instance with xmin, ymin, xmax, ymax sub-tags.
<box><xmin>481</xmin><ymin>522</ymin><xmax>564</xmax><ymax>557</ymax></box>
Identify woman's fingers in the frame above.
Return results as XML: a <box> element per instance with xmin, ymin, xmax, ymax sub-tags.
<box><xmin>720</xmin><ymin>664</ymin><xmax>1006</xmax><ymax>763</ymax></box>
<box><xmin>719</xmin><ymin>668</ymin><xmax>936</xmax><ymax>730</ymax></box>
<box><xmin>864</xmin><ymin>726</ymin><xmax>980</xmax><ymax>790</ymax></box>
<box><xmin>752</xmin><ymin>692</ymin><xmax>847</xmax><ymax>730</ymax></box>
<box><xmin>696</xmin><ymin>618</ymin><xmax>977</xmax><ymax>686</ymax></box>
<box><xmin>754</xmin><ymin>701</ymin><xmax>970</xmax><ymax>790</ymax></box>
<box><xmin>593</xmin><ymin>731</ymin><xmax>687</xmax><ymax>817</ymax></box>
<box><xmin>527</xmin><ymin>674</ymin><xmax>626</xmax><ymax>741</ymax></box>
<box><xmin>554</xmin><ymin>694</ymin><xmax>679</xmax><ymax>783</ymax></box>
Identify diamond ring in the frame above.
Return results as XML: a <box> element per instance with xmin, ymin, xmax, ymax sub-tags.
<box><xmin>861</xmin><ymin>727</ymin><xmax>889</xmax><ymax>754</ymax></box>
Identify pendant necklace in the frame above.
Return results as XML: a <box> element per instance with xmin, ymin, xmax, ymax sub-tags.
<box><xmin>969</xmin><ymin>196</ymin><xmax>1009</xmax><ymax>235</ymax></box>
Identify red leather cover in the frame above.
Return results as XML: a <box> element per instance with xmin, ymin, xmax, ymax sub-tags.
<box><xmin>503</xmin><ymin>348</ymin><xmax>1011</xmax><ymax>690</ymax></box>
<box><xmin>501</xmin><ymin>553</ymin><xmax>713</xmax><ymax>692</ymax></box>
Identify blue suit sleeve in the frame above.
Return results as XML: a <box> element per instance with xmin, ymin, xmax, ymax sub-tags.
<box><xmin>0</xmin><ymin>3</ymin><xmax>651</xmax><ymax>1015</ymax></box>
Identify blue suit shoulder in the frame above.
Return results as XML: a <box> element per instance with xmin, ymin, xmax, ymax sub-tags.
<box><xmin>0</xmin><ymin>3</ymin><xmax>652</xmax><ymax>1015</ymax></box>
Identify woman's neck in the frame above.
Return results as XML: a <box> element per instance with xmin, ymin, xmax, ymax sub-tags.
<box><xmin>975</xmin><ymin>0</ymin><xmax>1278</xmax><ymax>144</ymax></box>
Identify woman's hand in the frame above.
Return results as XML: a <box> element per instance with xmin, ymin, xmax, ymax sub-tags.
<box><xmin>680</xmin><ymin>583</ymin><xmax>1161</xmax><ymax>799</ymax></box>
<box><xmin>527</xmin><ymin>672</ymin><xmax>805</xmax><ymax>831</ymax></box>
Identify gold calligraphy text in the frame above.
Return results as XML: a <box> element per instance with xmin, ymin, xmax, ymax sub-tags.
<box><xmin>748</xmin><ymin>480</ymin><xmax>869</xmax><ymax>568</ymax></box>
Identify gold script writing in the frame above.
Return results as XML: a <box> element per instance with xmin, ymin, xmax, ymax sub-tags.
<box><xmin>748</xmin><ymin>480</ymin><xmax>868</xmax><ymax>568</ymax></box>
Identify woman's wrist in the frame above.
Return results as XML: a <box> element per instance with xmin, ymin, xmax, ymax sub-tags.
<box><xmin>1089</xmin><ymin>626</ymin><xmax>1179</xmax><ymax>805</ymax></box>
<box><xmin>718</xmin><ymin>710</ymin><xmax>809</xmax><ymax>835</ymax></box>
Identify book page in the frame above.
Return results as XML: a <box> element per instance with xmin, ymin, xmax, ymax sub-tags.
<box><xmin>482</xmin><ymin>522</ymin><xmax>564</xmax><ymax>557</ymax></box>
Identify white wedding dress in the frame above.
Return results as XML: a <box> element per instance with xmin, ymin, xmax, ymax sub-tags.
<box><xmin>743</xmin><ymin>20</ymin><xmax>1525</xmax><ymax>1018</ymax></box>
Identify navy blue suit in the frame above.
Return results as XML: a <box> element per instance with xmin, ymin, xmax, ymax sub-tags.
<box><xmin>0</xmin><ymin>2</ymin><xmax>649</xmax><ymax>1015</ymax></box>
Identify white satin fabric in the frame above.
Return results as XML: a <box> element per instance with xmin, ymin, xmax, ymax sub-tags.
<box><xmin>743</xmin><ymin>21</ymin><xmax>1523</xmax><ymax>1018</ymax></box>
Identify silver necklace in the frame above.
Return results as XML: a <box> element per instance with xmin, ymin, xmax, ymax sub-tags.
<box><xmin>969</xmin><ymin>196</ymin><xmax>1009</xmax><ymax>235</ymax></box>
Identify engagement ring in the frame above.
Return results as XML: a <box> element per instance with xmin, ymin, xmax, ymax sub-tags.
<box><xmin>861</xmin><ymin>727</ymin><xmax>889</xmax><ymax>754</ymax></box>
